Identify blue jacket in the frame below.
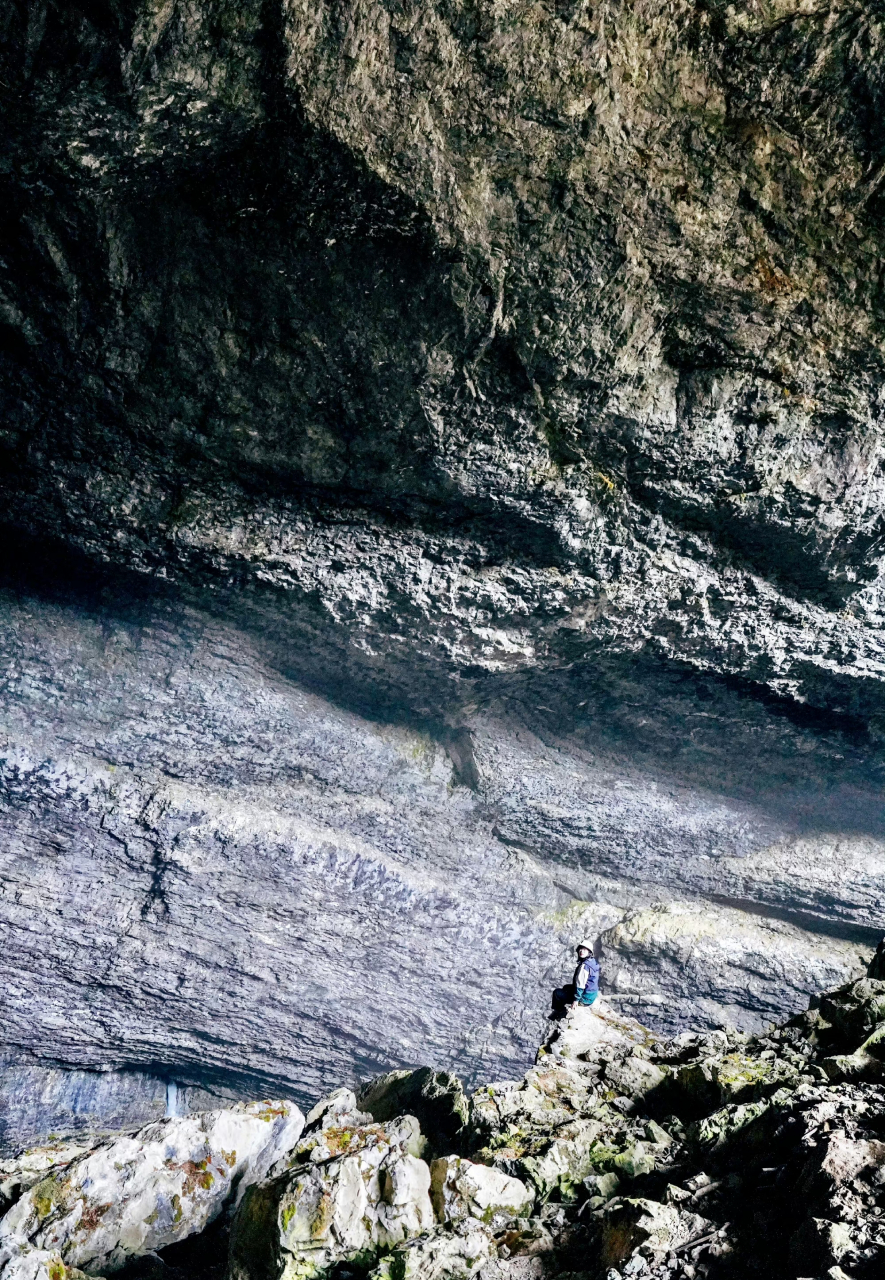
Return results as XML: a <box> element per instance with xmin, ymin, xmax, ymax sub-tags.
<box><xmin>573</xmin><ymin>955</ymin><xmax>600</xmax><ymax>995</ymax></box>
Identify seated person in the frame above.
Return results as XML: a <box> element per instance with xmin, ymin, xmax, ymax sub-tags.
<box><xmin>552</xmin><ymin>939</ymin><xmax>600</xmax><ymax>1018</ymax></box>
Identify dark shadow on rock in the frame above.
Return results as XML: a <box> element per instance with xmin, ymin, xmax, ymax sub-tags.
<box><xmin>357</xmin><ymin>1067</ymin><xmax>469</xmax><ymax>1159</ymax></box>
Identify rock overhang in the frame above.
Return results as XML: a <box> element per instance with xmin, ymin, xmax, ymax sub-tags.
<box><xmin>0</xmin><ymin>0</ymin><xmax>885</xmax><ymax>1130</ymax></box>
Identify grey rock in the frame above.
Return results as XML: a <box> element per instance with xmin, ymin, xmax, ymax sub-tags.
<box><xmin>603</xmin><ymin>1058</ymin><xmax>668</xmax><ymax>1101</ymax></box>
<box><xmin>600</xmin><ymin>902</ymin><xmax>876</xmax><ymax>1035</ymax></box>
<box><xmin>0</xmin><ymin>589</ymin><xmax>879</xmax><ymax>1125</ymax></box>
<box><xmin>0</xmin><ymin>1100</ymin><xmax>304</xmax><ymax>1276</ymax></box>
<box><xmin>228</xmin><ymin>1115</ymin><xmax>432</xmax><ymax>1280</ymax></box>
<box><xmin>368</xmin><ymin>1221</ymin><xmax>496</xmax><ymax>1280</ymax></box>
<box><xmin>1</xmin><ymin>1252</ymin><xmax>96</xmax><ymax>1280</ymax></box>
<box><xmin>0</xmin><ymin>1055</ymin><xmax>235</xmax><ymax>1158</ymax></box>
<box><xmin>221</xmin><ymin>974</ymin><xmax>885</xmax><ymax>1279</ymax></box>
<box><xmin>300</xmin><ymin>1088</ymin><xmax>373</xmax><ymax>1136</ymax></box>
<box><xmin>430</xmin><ymin>1155</ymin><xmax>534</xmax><ymax>1231</ymax></box>
<box><xmin>465</xmin><ymin>1007</ymin><xmax>669</xmax><ymax>1201</ymax></box>
<box><xmin>478</xmin><ymin>1260</ymin><xmax>550</xmax><ymax>1280</ymax></box>
<box><xmin>601</xmin><ymin>1200</ymin><xmax>711</xmax><ymax>1269</ymax></box>
<box><xmin>1</xmin><ymin>0</ymin><xmax>885</xmax><ymax>1132</ymax></box>
<box><xmin>4</xmin><ymin>0</ymin><xmax>885</xmax><ymax>722</ymax></box>
<box><xmin>358</xmin><ymin>1068</ymin><xmax>469</xmax><ymax>1157</ymax></box>
<box><xmin>8</xmin><ymin>968</ymin><xmax>885</xmax><ymax>1280</ymax></box>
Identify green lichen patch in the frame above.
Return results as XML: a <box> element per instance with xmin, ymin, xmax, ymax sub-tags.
<box><xmin>32</xmin><ymin>1177</ymin><xmax>67</xmax><ymax>1221</ymax></box>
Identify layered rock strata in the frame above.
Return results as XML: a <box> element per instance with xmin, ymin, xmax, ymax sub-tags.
<box><xmin>0</xmin><ymin>581</ymin><xmax>878</xmax><ymax>1131</ymax></box>
<box><xmin>2</xmin><ymin>0</ymin><xmax>885</xmax><ymax>1113</ymax></box>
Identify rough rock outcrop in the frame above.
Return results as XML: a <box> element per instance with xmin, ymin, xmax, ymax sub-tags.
<box><xmin>229</xmin><ymin>1111</ymin><xmax>434</xmax><ymax>1279</ymax></box>
<box><xmin>2</xmin><ymin>0</ymin><xmax>885</xmax><ymax>1121</ymax></box>
<box><xmin>229</xmin><ymin>1078</ymin><xmax>537</xmax><ymax>1279</ymax></box>
<box><xmin>5</xmin><ymin>965</ymin><xmax>885</xmax><ymax>1280</ymax></box>
<box><xmin>431</xmin><ymin>1156</ymin><xmax>535</xmax><ymax>1231</ymax></box>
<box><xmin>358</xmin><ymin>1070</ymin><xmax>469</xmax><ymax>1159</ymax></box>
<box><xmin>0</xmin><ymin>1101</ymin><xmax>303</xmax><ymax>1280</ymax></box>
<box><xmin>3</xmin><ymin>964</ymin><xmax>885</xmax><ymax>1280</ymax></box>
<box><xmin>369</xmin><ymin>1222</ymin><xmax>497</xmax><ymax>1280</ymax></box>
<box><xmin>0</xmin><ymin>566</ymin><xmax>879</xmax><ymax>1132</ymax></box>
<box><xmin>4</xmin><ymin>0</ymin><xmax>885</xmax><ymax>702</ymax></box>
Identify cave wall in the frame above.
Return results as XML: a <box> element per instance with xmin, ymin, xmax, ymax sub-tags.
<box><xmin>1</xmin><ymin>0</ymin><xmax>885</xmax><ymax>1142</ymax></box>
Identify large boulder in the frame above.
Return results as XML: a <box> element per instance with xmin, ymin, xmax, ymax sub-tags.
<box><xmin>430</xmin><ymin>1157</ymin><xmax>534</xmax><ymax>1231</ymax></box>
<box><xmin>300</xmin><ymin>1089</ymin><xmax>373</xmax><ymax>1136</ymax></box>
<box><xmin>543</xmin><ymin>1003</ymin><xmax>652</xmax><ymax>1066</ymax></box>
<box><xmin>815</xmin><ymin>980</ymin><xmax>885</xmax><ymax>1054</ymax></box>
<box><xmin>228</xmin><ymin>1116</ymin><xmax>432</xmax><ymax>1280</ymax></box>
<box><xmin>514</xmin><ymin>1120</ymin><xmax>614</xmax><ymax>1203</ymax></box>
<box><xmin>468</xmin><ymin>1058</ymin><xmax>602</xmax><ymax>1154</ymax></box>
<box><xmin>466</xmin><ymin>1024</ymin><xmax>678</xmax><ymax>1204</ymax></box>
<box><xmin>357</xmin><ymin>1069</ymin><xmax>468</xmax><ymax>1157</ymax></box>
<box><xmin>819</xmin><ymin>1135</ymin><xmax>885</xmax><ymax>1188</ymax></box>
<box><xmin>263</xmin><ymin>1089</ymin><xmax>377</xmax><ymax>1180</ymax></box>
<box><xmin>603</xmin><ymin>1056</ymin><xmax>668</xmax><ymax>1101</ymax></box>
<box><xmin>672</xmin><ymin>1049</ymin><xmax>800</xmax><ymax>1115</ymax></box>
<box><xmin>691</xmin><ymin>1099</ymin><xmax>774</xmax><ymax>1153</ymax></box>
<box><xmin>0</xmin><ymin>1101</ymin><xmax>304</xmax><ymax>1276</ymax></box>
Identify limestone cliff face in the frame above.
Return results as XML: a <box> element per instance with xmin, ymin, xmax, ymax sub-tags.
<box><xmin>1</xmin><ymin>0</ymin><xmax>885</xmax><ymax>1125</ymax></box>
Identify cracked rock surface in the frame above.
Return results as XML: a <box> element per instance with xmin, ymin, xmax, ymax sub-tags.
<box><xmin>5</xmin><ymin>967</ymin><xmax>885</xmax><ymax>1280</ymax></box>
<box><xmin>2</xmin><ymin>0</ymin><xmax>885</xmax><ymax>1130</ymax></box>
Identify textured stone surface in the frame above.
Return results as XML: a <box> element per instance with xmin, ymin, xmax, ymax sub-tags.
<box><xmin>430</xmin><ymin>1156</ymin><xmax>534</xmax><ymax>1230</ymax></box>
<box><xmin>0</xmin><ymin>581</ymin><xmax>879</xmax><ymax>1122</ymax></box>
<box><xmin>1</xmin><ymin>0</ymin><xmax>885</xmax><ymax>1129</ymax></box>
<box><xmin>0</xmin><ymin>1056</ymin><xmax>235</xmax><ymax>1159</ymax></box>
<box><xmin>1</xmin><ymin>1251</ymin><xmax>94</xmax><ymax>1280</ymax></box>
<box><xmin>454</xmin><ymin>980</ymin><xmax>885</xmax><ymax>1277</ymax></box>
<box><xmin>599</xmin><ymin>901</ymin><xmax>878</xmax><ymax>1034</ymax></box>
<box><xmin>368</xmin><ymin>1221</ymin><xmax>496</xmax><ymax>1280</ymax></box>
<box><xmin>357</xmin><ymin>1068</ymin><xmax>469</xmax><ymax>1158</ymax></box>
<box><xmin>0</xmin><ymin>1100</ymin><xmax>304</xmax><ymax>1277</ymax></box>
<box><xmin>3</xmin><ymin>0</ymin><xmax>885</xmax><ymax>708</ymax></box>
<box><xmin>7</xmin><ymin>971</ymin><xmax>885</xmax><ymax>1280</ymax></box>
<box><xmin>228</xmin><ymin>1114</ymin><xmax>431</xmax><ymax>1280</ymax></box>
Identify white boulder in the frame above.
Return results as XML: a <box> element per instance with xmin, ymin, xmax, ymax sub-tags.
<box><xmin>229</xmin><ymin>1115</ymin><xmax>433</xmax><ymax>1280</ymax></box>
<box><xmin>0</xmin><ymin>1100</ymin><xmax>304</xmax><ymax>1275</ymax></box>
<box><xmin>301</xmin><ymin>1088</ymin><xmax>372</xmax><ymax>1134</ymax></box>
<box><xmin>545</xmin><ymin>1001</ymin><xmax>649</xmax><ymax>1064</ymax></box>
<box><xmin>431</xmin><ymin>1156</ymin><xmax>534</xmax><ymax>1231</ymax></box>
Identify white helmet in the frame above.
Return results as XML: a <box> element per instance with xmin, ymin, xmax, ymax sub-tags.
<box><xmin>577</xmin><ymin>939</ymin><xmax>594</xmax><ymax>951</ymax></box>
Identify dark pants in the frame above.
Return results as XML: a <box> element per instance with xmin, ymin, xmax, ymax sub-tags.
<box><xmin>552</xmin><ymin>984</ymin><xmax>574</xmax><ymax>1018</ymax></box>
<box><xmin>551</xmin><ymin>984</ymin><xmax>598</xmax><ymax>1019</ymax></box>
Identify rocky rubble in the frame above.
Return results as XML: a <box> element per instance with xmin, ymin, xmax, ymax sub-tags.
<box><xmin>227</xmin><ymin>1088</ymin><xmax>530</xmax><ymax>1280</ymax></box>
<box><xmin>4</xmin><ymin>961</ymin><xmax>885</xmax><ymax>1280</ymax></box>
